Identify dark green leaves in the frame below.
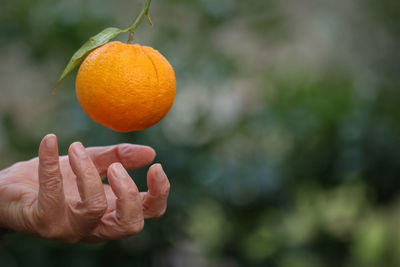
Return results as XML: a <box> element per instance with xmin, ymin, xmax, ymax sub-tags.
<box><xmin>54</xmin><ymin>27</ymin><xmax>123</xmax><ymax>92</ymax></box>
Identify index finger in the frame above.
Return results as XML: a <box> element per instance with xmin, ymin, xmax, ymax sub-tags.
<box><xmin>68</xmin><ymin>142</ymin><xmax>107</xmax><ymax>228</ymax></box>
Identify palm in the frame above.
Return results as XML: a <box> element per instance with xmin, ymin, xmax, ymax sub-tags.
<box><xmin>8</xmin><ymin>157</ymin><xmax>117</xmax><ymax>211</ymax></box>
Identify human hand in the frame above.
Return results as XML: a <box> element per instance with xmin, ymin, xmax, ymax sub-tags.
<box><xmin>0</xmin><ymin>134</ymin><xmax>170</xmax><ymax>243</ymax></box>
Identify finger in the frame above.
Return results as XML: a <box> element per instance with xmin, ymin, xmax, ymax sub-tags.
<box><xmin>37</xmin><ymin>134</ymin><xmax>65</xmax><ymax>216</ymax></box>
<box><xmin>86</xmin><ymin>144</ymin><xmax>156</xmax><ymax>178</ymax></box>
<box><xmin>92</xmin><ymin>163</ymin><xmax>144</xmax><ymax>240</ymax></box>
<box><xmin>103</xmin><ymin>185</ymin><xmax>117</xmax><ymax>212</ymax></box>
<box><xmin>68</xmin><ymin>142</ymin><xmax>107</xmax><ymax>228</ymax></box>
<box><xmin>142</xmin><ymin>164</ymin><xmax>170</xmax><ymax>219</ymax></box>
<box><xmin>108</xmin><ymin>163</ymin><xmax>144</xmax><ymax>229</ymax></box>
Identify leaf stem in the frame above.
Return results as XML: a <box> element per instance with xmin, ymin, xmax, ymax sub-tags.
<box><xmin>124</xmin><ymin>0</ymin><xmax>152</xmax><ymax>44</ymax></box>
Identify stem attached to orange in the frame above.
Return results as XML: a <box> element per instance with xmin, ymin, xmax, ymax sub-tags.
<box><xmin>124</xmin><ymin>0</ymin><xmax>153</xmax><ymax>44</ymax></box>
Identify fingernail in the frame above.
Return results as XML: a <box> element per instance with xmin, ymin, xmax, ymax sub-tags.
<box><xmin>156</xmin><ymin>164</ymin><xmax>164</xmax><ymax>180</ymax></box>
<box><xmin>46</xmin><ymin>134</ymin><xmax>57</xmax><ymax>149</ymax></box>
<box><xmin>73</xmin><ymin>142</ymin><xmax>87</xmax><ymax>158</ymax></box>
<box><xmin>113</xmin><ymin>163</ymin><xmax>128</xmax><ymax>178</ymax></box>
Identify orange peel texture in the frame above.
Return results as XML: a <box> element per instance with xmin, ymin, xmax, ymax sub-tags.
<box><xmin>76</xmin><ymin>41</ymin><xmax>176</xmax><ymax>132</ymax></box>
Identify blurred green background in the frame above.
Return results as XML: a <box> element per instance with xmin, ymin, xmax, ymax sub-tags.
<box><xmin>0</xmin><ymin>0</ymin><xmax>400</xmax><ymax>266</ymax></box>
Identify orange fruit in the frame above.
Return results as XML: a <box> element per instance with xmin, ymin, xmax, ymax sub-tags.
<box><xmin>75</xmin><ymin>41</ymin><xmax>176</xmax><ymax>132</ymax></box>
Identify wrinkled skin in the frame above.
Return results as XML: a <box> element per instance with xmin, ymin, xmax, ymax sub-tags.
<box><xmin>0</xmin><ymin>134</ymin><xmax>170</xmax><ymax>243</ymax></box>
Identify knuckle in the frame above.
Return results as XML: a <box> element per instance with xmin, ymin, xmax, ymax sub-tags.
<box><xmin>41</xmin><ymin>177</ymin><xmax>62</xmax><ymax>192</ymax></box>
<box><xmin>82</xmin><ymin>168</ymin><xmax>97</xmax><ymax>179</ymax></box>
<box><xmin>41</xmin><ymin>158</ymin><xmax>59</xmax><ymax>171</ymax></box>
<box><xmin>85</xmin><ymin>198</ymin><xmax>107</xmax><ymax>217</ymax></box>
<box><xmin>46</xmin><ymin>166</ymin><xmax>60</xmax><ymax>177</ymax></box>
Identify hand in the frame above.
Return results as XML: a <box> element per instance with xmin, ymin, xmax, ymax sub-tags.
<box><xmin>0</xmin><ymin>134</ymin><xmax>170</xmax><ymax>243</ymax></box>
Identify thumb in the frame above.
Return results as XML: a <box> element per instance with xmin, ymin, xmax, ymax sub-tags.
<box><xmin>37</xmin><ymin>134</ymin><xmax>65</xmax><ymax>215</ymax></box>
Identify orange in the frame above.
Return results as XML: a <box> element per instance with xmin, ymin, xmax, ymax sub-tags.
<box><xmin>75</xmin><ymin>41</ymin><xmax>176</xmax><ymax>132</ymax></box>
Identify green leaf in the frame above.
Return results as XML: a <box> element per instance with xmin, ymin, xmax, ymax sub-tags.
<box><xmin>54</xmin><ymin>27</ymin><xmax>123</xmax><ymax>93</ymax></box>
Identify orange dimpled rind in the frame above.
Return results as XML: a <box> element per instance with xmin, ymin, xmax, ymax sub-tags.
<box><xmin>76</xmin><ymin>41</ymin><xmax>176</xmax><ymax>132</ymax></box>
